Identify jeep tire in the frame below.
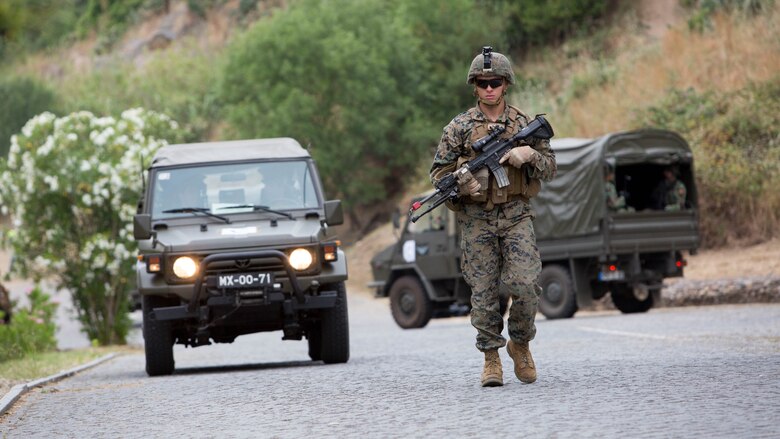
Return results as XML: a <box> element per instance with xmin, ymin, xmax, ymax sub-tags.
<box><xmin>307</xmin><ymin>327</ymin><xmax>322</xmax><ymax>361</ymax></box>
<box><xmin>142</xmin><ymin>295</ymin><xmax>176</xmax><ymax>376</ymax></box>
<box><xmin>319</xmin><ymin>282</ymin><xmax>350</xmax><ymax>364</ymax></box>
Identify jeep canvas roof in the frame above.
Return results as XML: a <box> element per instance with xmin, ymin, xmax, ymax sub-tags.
<box><xmin>151</xmin><ymin>137</ymin><xmax>310</xmax><ymax>168</ymax></box>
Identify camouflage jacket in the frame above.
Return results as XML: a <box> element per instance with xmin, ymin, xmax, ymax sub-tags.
<box><xmin>429</xmin><ymin>103</ymin><xmax>556</xmax><ymax>211</ymax></box>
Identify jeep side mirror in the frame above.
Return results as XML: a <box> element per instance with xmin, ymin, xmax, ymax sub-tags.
<box><xmin>391</xmin><ymin>208</ymin><xmax>400</xmax><ymax>230</ymax></box>
<box><xmin>133</xmin><ymin>214</ymin><xmax>153</xmax><ymax>240</ymax></box>
<box><xmin>324</xmin><ymin>200</ymin><xmax>344</xmax><ymax>226</ymax></box>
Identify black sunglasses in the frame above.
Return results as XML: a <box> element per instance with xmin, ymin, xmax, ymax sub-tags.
<box><xmin>475</xmin><ymin>78</ymin><xmax>504</xmax><ymax>89</ymax></box>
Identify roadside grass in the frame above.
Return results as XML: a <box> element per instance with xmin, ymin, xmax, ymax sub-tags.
<box><xmin>0</xmin><ymin>345</ymin><xmax>140</xmax><ymax>387</ymax></box>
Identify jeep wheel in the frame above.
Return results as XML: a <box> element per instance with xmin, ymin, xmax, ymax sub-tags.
<box><xmin>319</xmin><ymin>282</ymin><xmax>350</xmax><ymax>364</ymax></box>
<box><xmin>611</xmin><ymin>284</ymin><xmax>655</xmax><ymax>314</ymax></box>
<box><xmin>142</xmin><ymin>295</ymin><xmax>176</xmax><ymax>376</ymax></box>
<box><xmin>307</xmin><ymin>328</ymin><xmax>322</xmax><ymax>361</ymax></box>
<box><xmin>538</xmin><ymin>265</ymin><xmax>578</xmax><ymax>319</ymax></box>
<box><xmin>389</xmin><ymin>275</ymin><xmax>433</xmax><ymax>329</ymax></box>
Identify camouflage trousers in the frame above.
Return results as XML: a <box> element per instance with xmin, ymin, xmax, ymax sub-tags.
<box><xmin>457</xmin><ymin>202</ymin><xmax>542</xmax><ymax>352</ymax></box>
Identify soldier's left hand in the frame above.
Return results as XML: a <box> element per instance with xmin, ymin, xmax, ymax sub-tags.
<box><xmin>500</xmin><ymin>146</ymin><xmax>537</xmax><ymax>168</ymax></box>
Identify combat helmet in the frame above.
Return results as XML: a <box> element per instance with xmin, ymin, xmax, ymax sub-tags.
<box><xmin>467</xmin><ymin>46</ymin><xmax>516</xmax><ymax>85</ymax></box>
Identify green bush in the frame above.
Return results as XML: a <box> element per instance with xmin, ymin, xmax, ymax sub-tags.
<box><xmin>683</xmin><ymin>0</ymin><xmax>775</xmax><ymax>31</ymax></box>
<box><xmin>57</xmin><ymin>45</ymin><xmax>221</xmax><ymax>143</ymax></box>
<box><xmin>0</xmin><ymin>77</ymin><xmax>59</xmax><ymax>157</ymax></box>
<box><xmin>498</xmin><ymin>0</ymin><xmax>609</xmax><ymax>49</ymax></box>
<box><xmin>0</xmin><ymin>109</ymin><xmax>181</xmax><ymax>345</ymax></box>
<box><xmin>0</xmin><ymin>287</ymin><xmax>58</xmax><ymax>362</ymax></box>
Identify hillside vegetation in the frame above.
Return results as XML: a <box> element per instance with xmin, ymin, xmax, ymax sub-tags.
<box><xmin>1</xmin><ymin>0</ymin><xmax>778</xmax><ymax>246</ymax></box>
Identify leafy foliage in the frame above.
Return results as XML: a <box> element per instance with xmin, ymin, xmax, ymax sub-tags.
<box><xmin>0</xmin><ymin>287</ymin><xmax>58</xmax><ymax>362</ymax></box>
<box><xmin>221</xmin><ymin>0</ymin><xmax>501</xmax><ymax>225</ymax></box>
<box><xmin>0</xmin><ymin>0</ymin><xmax>83</xmax><ymax>59</ymax></box>
<box><xmin>683</xmin><ymin>0</ymin><xmax>775</xmax><ymax>31</ymax></box>
<box><xmin>57</xmin><ymin>44</ymin><xmax>222</xmax><ymax>143</ymax></box>
<box><xmin>497</xmin><ymin>0</ymin><xmax>609</xmax><ymax>49</ymax></box>
<box><xmin>0</xmin><ymin>77</ymin><xmax>59</xmax><ymax>157</ymax></box>
<box><xmin>0</xmin><ymin>109</ymin><xmax>181</xmax><ymax>345</ymax></box>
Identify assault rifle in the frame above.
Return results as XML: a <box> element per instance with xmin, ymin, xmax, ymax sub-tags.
<box><xmin>409</xmin><ymin>115</ymin><xmax>554</xmax><ymax>223</ymax></box>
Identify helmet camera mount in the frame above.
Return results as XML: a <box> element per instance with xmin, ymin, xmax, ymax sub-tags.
<box><xmin>482</xmin><ymin>46</ymin><xmax>493</xmax><ymax>73</ymax></box>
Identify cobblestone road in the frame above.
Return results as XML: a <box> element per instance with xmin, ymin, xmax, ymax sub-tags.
<box><xmin>2</xmin><ymin>294</ymin><xmax>778</xmax><ymax>438</ymax></box>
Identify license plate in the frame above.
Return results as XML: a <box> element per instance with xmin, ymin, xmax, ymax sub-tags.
<box><xmin>208</xmin><ymin>272</ymin><xmax>274</xmax><ymax>289</ymax></box>
<box><xmin>598</xmin><ymin>270</ymin><xmax>625</xmax><ymax>281</ymax></box>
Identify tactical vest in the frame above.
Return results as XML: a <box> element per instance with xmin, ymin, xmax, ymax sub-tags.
<box><xmin>456</xmin><ymin>105</ymin><xmax>542</xmax><ymax>209</ymax></box>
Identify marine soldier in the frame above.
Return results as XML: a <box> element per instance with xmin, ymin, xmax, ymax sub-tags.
<box><xmin>653</xmin><ymin>166</ymin><xmax>686</xmax><ymax>211</ymax></box>
<box><xmin>605</xmin><ymin>165</ymin><xmax>631</xmax><ymax>212</ymax></box>
<box><xmin>430</xmin><ymin>47</ymin><xmax>556</xmax><ymax>387</ymax></box>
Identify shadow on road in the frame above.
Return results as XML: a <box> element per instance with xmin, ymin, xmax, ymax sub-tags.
<box><xmin>172</xmin><ymin>359</ymin><xmax>324</xmax><ymax>376</ymax></box>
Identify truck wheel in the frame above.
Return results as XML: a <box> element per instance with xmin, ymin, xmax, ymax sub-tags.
<box><xmin>611</xmin><ymin>284</ymin><xmax>654</xmax><ymax>313</ymax></box>
<box><xmin>319</xmin><ymin>282</ymin><xmax>350</xmax><ymax>364</ymax></box>
<box><xmin>389</xmin><ymin>275</ymin><xmax>433</xmax><ymax>329</ymax></box>
<box><xmin>142</xmin><ymin>295</ymin><xmax>176</xmax><ymax>376</ymax></box>
<box><xmin>538</xmin><ymin>265</ymin><xmax>578</xmax><ymax>319</ymax></box>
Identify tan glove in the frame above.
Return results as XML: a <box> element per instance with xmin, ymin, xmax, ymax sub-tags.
<box><xmin>499</xmin><ymin>146</ymin><xmax>537</xmax><ymax>168</ymax></box>
<box><xmin>455</xmin><ymin>167</ymin><xmax>481</xmax><ymax>197</ymax></box>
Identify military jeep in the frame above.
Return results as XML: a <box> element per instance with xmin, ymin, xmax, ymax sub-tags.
<box><xmin>133</xmin><ymin>138</ymin><xmax>349</xmax><ymax>376</ymax></box>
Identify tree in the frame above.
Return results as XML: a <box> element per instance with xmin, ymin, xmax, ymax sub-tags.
<box><xmin>0</xmin><ymin>77</ymin><xmax>59</xmax><ymax>157</ymax></box>
<box><xmin>220</xmin><ymin>0</ymin><xmax>501</xmax><ymax>228</ymax></box>
<box><xmin>0</xmin><ymin>108</ymin><xmax>181</xmax><ymax>345</ymax></box>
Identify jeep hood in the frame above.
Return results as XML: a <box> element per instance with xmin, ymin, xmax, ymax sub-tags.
<box><xmin>150</xmin><ymin>219</ymin><xmax>324</xmax><ymax>253</ymax></box>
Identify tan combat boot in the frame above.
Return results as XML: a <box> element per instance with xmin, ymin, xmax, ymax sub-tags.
<box><xmin>481</xmin><ymin>350</ymin><xmax>504</xmax><ymax>387</ymax></box>
<box><xmin>507</xmin><ymin>340</ymin><xmax>537</xmax><ymax>383</ymax></box>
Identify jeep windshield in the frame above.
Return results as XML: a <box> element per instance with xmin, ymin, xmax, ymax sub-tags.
<box><xmin>151</xmin><ymin>160</ymin><xmax>320</xmax><ymax>220</ymax></box>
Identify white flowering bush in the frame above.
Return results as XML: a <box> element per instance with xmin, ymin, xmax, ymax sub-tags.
<box><xmin>0</xmin><ymin>109</ymin><xmax>181</xmax><ymax>345</ymax></box>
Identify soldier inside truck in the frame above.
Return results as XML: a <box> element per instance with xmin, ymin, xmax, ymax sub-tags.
<box><xmin>610</xmin><ymin>162</ymin><xmax>693</xmax><ymax>212</ymax></box>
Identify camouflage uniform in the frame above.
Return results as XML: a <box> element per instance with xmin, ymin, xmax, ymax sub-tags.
<box><xmin>664</xmin><ymin>180</ymin><xmax>687</xmax><ymax>211</ymax></box>
<box><xmin>430</xmin><ymin>105</ymin><xmax>556</xmax><ymax>352</ymax></box>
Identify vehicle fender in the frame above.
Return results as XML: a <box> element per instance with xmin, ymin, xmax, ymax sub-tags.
<box><xmin>136</xmin><ymin>260</ymin><xmax>175</xmax><ymax>293</ymax></box>
<box><xmin>321</xmin><ymin>249</ymin><xmax>348</xmax><ymax>280</ymax></box>
<box><xmin>385</xmin><ymin>264</ymin><xmax>437</xmax><ymax>301</ymax></box>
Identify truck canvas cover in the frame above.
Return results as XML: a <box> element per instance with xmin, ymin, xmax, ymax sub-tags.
<box><xmin>532</xmin><ymin>129</ymin><xmax>694</xmax><ymax>240</ymax></box>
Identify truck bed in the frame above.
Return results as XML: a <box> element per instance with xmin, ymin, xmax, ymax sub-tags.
<box><xmin>538</xmin><ymin>210</ymin><xmax>700</xmax><ymax>262</ymax></box>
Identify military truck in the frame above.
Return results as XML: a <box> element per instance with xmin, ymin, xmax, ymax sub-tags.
<box><xmin>370</xmin><ymin>129</ymin><xmax>700</xmax><ymax>328</ymax></box>
<box><xmin>134</xmin><ymin>138</ymin><xmax>349</xmax><ymax>376</ymax></box>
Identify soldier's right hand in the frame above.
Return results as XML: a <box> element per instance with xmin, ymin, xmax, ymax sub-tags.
<box><xmin>456</xmin><ymin>168</ymin><xmax>482</xmax><ymax>196</ymax></box>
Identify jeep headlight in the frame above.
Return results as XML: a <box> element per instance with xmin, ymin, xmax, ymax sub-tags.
<box><xmin>289</xmin><ymin>248</ymin><xmax>313</xmax><ymax>271</ymax></box>
<box><xmin>172</xmin><ymin>256</ymin><xmax>198</xmax><ymax>279</ymax></box>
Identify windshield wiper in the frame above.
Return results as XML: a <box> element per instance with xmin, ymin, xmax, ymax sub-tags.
<box><xmin>161</xmin><ymin>207</ymin><xmax>231</xmax><ymax>224</ymax></box>
<box><xmin>220</xmin><ymin>204</ymin><xmax>295</xmax><ymax>220</ymax></box>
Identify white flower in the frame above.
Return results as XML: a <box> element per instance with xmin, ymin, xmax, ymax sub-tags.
<box><xmin>43</xmin><ymin>175</ymin><xmax>59</xmax><ymax>191</ymax></box>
